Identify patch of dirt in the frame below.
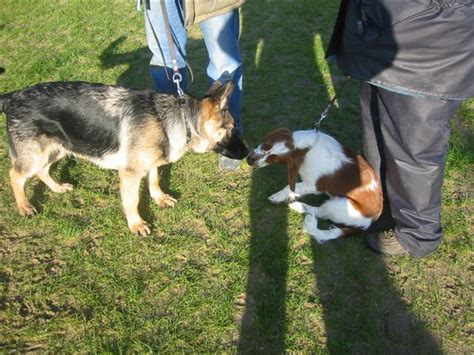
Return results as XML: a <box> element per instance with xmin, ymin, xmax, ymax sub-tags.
<box><xmin>384</xmin><ymin>257</ymin><xmax>473</xmax><ymax>353</ymax></box>
<box><xmin>175</xmin><ymin>218</ymin><xmax>210</xmax><ymax>240</ymax></box>
<box><xmin>0</xmin><ymin>227</ymin><xmax>77</xmax><ymax>347</ymax></box>
<box><xmin>0</xmin><ymin>340</ymin><xmax>46</xmax><ymax>353</ymax></box>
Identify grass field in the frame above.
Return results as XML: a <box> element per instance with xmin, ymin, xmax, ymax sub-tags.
<box><xmin>1</xmin><ymin>0</ymin><xmax>472</xmax><ymax>353</ymax></box>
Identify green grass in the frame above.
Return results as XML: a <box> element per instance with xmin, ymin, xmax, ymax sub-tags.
<box><xmin>1</xmin><ymin>0</ymin><xmax>472</xmax><ymax>353</ymax></box>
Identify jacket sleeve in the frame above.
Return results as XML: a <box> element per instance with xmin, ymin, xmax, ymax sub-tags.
<box><xmin>326</xmin><ymin>0</ymin><xmax>474</xmax><ymax>99</ymax></box>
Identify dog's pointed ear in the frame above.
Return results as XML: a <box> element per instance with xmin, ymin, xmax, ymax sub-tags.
<box><xmin>207</xmin><ymin>80</ymin><xmax>234</xmax><ymax>111</ymax></box>
<box><xmin>206</xmin><ymin>80</ymin><xmax>223</xmax><ymax>96</ymax></box>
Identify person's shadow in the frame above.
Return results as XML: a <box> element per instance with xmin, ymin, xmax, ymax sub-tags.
<box><xmin>99</xmin><ymin>36</ymin><xmax>152</xmax><ymax>89</ymax></box>
<box><xmin>99</xmin><ymin>35</ymin><xmax>208</xmax><ymax>93</ymax></box>
<box><xmin>237</xmin><ymin>1</ymin><xmax>442</xmax><ymax>353</ymax></box>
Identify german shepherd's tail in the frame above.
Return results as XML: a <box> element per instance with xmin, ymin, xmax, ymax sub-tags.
<box><xmin>0</xmin><ymin>92</ymin><xmax>13</xmax><ymax>114</ymax></box>
<box><xmin>0</xmin><ymin>67</ymin><xmax>12</xmax><ymax>113</ymax></box>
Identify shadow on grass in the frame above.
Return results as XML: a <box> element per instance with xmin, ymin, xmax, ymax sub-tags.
<box><xmin>30</xmin><ymin>159</ymin><xmax>78</xmax><ymax>213</ymax></box>
<box><xmin>137</xmin><ymin>165</ymin><xmax>182</xmax><ymax>229</ymax></box>
<box><xmin>239</xmin><ymin>167</ymin><xmax>290</xmax><ymax>352</ymax></box>
<box><xmin>99</xmin><ymin>36</ymin><xmax>151</xmax><ymax>89</ymax></box>
<box><xmin>238</xmin><ymin>0</ymin><xmax>442</xmax><ymax>352</ymax></box>
<box><xmin>311</xmin><ymin>239</ymin><xmax>442</xmax><ymax>353</ymax></box>
<box><xmin>98</xmin><ymin>36</ymin><xmax>207</xmax><ymax>93</ymax></box>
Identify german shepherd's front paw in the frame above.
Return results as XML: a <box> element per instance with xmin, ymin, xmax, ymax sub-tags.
<box><xmin>154</xmin><ymin>193</ymin><xmax>177</xmax><ymax>208</ymax></box>
<box><xmin>129</xmin><ymin>220</ymin><xmax>152</xmax><ymax>236</ymax></box>
<box><xmin>18</xmin><ymin>202</ymin><xmax>38</xmax><ymax>217</ymax></box>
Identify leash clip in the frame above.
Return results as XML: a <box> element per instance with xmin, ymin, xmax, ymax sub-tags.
<box><xmin>313</xmin><ymin>76</ymin><xmax>351</xmax><ymax>132</ymax></box>
<box><xmin>314</xmin><ymin>109</ymin><xmax>328</xmax><ymax>132</ymax></box>
<box><xmin>172</xmin><ymin>72</ymin><xmax>185</xmax><ymax>104</ymax></box>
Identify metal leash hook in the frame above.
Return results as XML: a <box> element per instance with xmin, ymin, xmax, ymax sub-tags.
<box><xmin>172</xmin><ymin>72</ymin><xmax>185</xmax><ymax>104</ymax></box>
<box><xmin>314</xmin><ymin>76</ymin><xmax>351</xmax><ymax>132</ymax></box>
<box><xmin>158</xmin><ymin>0</ymin><xmax>186</xmax><ymax>105</ymax></box>
<box><xmin>314</xmin><ymin>107</ymin><xmax>329</xmax><ymax>132</ymax></box>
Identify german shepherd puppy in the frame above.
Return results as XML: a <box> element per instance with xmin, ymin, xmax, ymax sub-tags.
<box><xmin>0</xmin><ymin>81</ymin><xmax>248</xmax><ymax>235</ymax></box>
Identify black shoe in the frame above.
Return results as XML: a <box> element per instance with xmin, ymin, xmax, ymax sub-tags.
<box><xmin>367</xmin><ymin>213</ymin><xmax>396</xmax><ymax>232</ymax></box>
<box><xmin>366</xmin><ymin>229</ymin><xmax>409</xmax><ymax>256</ymax></box>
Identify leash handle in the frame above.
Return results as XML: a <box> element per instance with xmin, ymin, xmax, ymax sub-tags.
<box><xmin>315</xmin><ymin>76</ymin><xmax>351</xmax><ymax>132</ymax></box>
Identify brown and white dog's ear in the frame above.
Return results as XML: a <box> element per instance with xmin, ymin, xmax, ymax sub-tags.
<box><xmin>267</xmin><ymin>128</ymin><xmax>294</xmax><ymax>147</ymax></box>
<box><xmin>207</xmin><ymin>80</ymin><xmax>234</xmax><ymax>111</ymax></box>
<box><xmin>272</xmin><ymin>128</ymin><xmax>292</xmax><ymax>138</ymax></box>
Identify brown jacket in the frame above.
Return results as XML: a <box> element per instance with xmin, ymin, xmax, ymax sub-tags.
<box><xmin>184</xmin><ymin>0</ymin><xmax>245</xmax><ymax>26</ymax></box>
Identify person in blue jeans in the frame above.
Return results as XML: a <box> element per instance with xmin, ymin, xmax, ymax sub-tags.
<box><xmin>140</xmin><ymin>0</ymin><xmax>245</xmax><ymax>171</ymax></box>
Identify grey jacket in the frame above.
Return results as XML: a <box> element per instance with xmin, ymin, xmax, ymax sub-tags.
<box><xmin>327</xmin><ymin>0</ymin><xmax>474</xmax><ymax>99</ymax></box>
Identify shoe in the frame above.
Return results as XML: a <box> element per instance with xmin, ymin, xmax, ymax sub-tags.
<box><xmin>366</xmin><ymin>229</ymin><xmax>409</xmax><ymax>256</ymax></box>
<box><xmin>219</xmin><ymin>155</ymin><xmax>241</xmax><ymax>171</ymax></box>
<box><xmin>367</xmin><ymin>213</ymin><xmax>396</xmax><ymax>232</ymax></box>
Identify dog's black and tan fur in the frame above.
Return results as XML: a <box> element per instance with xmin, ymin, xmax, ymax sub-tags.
<box><xmin>0</xmin><ymin>81</ymin><xmax>248</xmax><ymax>235</ymax></box>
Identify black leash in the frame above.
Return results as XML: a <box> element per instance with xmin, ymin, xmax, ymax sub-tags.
<box><xmin>158</xmin><ymin>0</ymin><xmax>184</xmax><ymax>99</ymax></box>
<box><xmin>144</xmin><ymin>0</ymin><xmax>194</xmax><ymax>103</ymax></box>
<box><xmin>314</xmin><ymin>76</ymin><xmax>351</xmax><ymax>132</ymax></box>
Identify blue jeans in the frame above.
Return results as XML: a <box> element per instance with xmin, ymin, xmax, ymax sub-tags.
<box><xmin>144</xmin><ymin>0</ymin><xmax>243</xmax><ymax>134</ymax></box>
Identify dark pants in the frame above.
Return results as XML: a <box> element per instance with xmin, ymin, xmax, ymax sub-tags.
<box><xmin>360</xmin><ymin>82</ymin><xmax>461</xmax><ymax>257</ymax></box>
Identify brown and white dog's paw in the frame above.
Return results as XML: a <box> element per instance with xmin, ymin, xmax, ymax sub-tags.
<box><xmin>288</xmin><ymin>191</ymin><xmax>300</xmax><ymax>202</ymax></box>
<box><xmin>268</xmin><ymin>190</ymin><xmax>300</xmax><ymax>204</ymax></box>
<box><xmin>154</xmin><ymin>193</ymin><xmax>177</xmax><ymax>208</ymax></box>
<box><xmin>268</xmin><ymin>191</ymin><xmax>288</xmax><ymax>204</ymax></box>
<box><xmin>289</xmin><ymin>201</ymin><xmax>306</xmax><ymax>214</ymax></box>
<box><xmin>129</xmin><ymin>220</ymin><xmax>152</xmax><ymax>236</ymax></box>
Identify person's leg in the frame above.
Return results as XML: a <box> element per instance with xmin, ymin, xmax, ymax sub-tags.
<box><xmin>360</xmin><ymin>82</ymin><xmax>384</xmax><ymax>178</ymax></box>
<box><xmin>199</xmin><ymin>9</ymin><xmax>243</xmax><ymax>134</ymax></box>
<box><xmin>371</xmin><ymin>86</ymin><xmax>460</xmax><ymax>257</ymax></box>
<box><xmin>360</xmin><ymin>82</ymin><xmax>396</xmax><ymax>231</ymax></box>
<box><xmin>144</xmin><ymin>0</ymin><xmax>188</xmax><ymax>93</ymax></box>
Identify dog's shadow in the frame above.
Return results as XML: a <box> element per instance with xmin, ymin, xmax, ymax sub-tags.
<box><xmin>30</xmin><ymin>159</ymin><xmax>79</xmax><ymax>213</ymax></box>
<box><xmin>31</xmin><ymin>159</ymin><xmax>178</xmax><ymax>230</ymax></box>
<box><xmin>30</xmin><ymin>183</ymin><xmax>46</xmax><ymax>213</ymax></box>
<box><xmin>137</xmin><ymin>165</ymin><xmax>181</xmax><ymax>230</ymax></box>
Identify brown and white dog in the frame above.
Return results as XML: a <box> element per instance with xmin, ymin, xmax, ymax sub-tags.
<box><xmin>247</xmin><ymin>128</ymin><xmax>382</xmax><ymax>243</ymax></box>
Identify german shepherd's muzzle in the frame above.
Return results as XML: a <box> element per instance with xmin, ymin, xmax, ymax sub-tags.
<box><xmin>0</xmin><ymin>80</ymin><xmax>248</xmax><ymax>235</ymax></box>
